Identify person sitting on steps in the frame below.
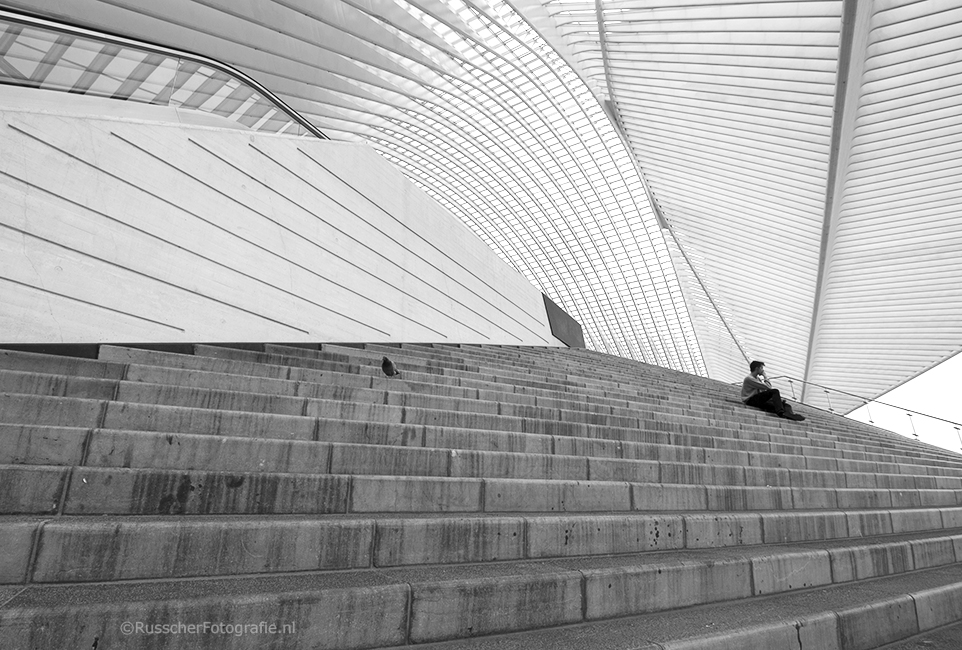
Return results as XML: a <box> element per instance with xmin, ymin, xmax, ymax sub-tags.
<box><xmin>741</xmin><ymin>360</ymin><xmax>805</xmax><ymax>421</ymax></box>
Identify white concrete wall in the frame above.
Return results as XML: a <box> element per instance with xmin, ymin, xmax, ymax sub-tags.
<box><xmin>0</xmin><ymin>89</ymin><xmax>561</xmax><ymax>346</ymax></box>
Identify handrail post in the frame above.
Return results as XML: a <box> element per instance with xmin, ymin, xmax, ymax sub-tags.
<box><xmin>864</xmin><ymin>400</ymin><xmax>873</xmax><ymax>424</ymax></box>
<box><xmin>955</xmin><ymin>426</ymin><xmax>961</xmax><ymax>454</ymax></box>
<box><xmin>788</xmin><ymin>379</ymin><xmax>796</xmax><ymax>401</ymax></box>
<box><xmin>907</xmin><ymin>412</ymin><xmax>917</xmax><ymax>440</ymax></box>
<box><xmin>824</xmin><ymin>389</ymin><xmax>833</xmax><ymax>413</ymax></box>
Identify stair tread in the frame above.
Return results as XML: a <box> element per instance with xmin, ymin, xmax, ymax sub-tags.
<box><xmin>378</xmin><ymin>563</ymin><xmax>962</xmax><ymax>649</ymax></box>
<box><xmin>8</xmin><ymin>530</ymin><xmax>962</xmax><ymax>602</ymax></box>
<box><xmin>3</xmin><ymin>343</ymin><xmax>961</xmax><ymax>649</ymax></box>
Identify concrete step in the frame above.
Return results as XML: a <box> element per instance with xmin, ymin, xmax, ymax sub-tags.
<box><xmin>3</xmin><ymin>342</ymin><xmax>962</xmax><ymax>650</ymax></box>
<box><xmin>4</xmin><ymin>550</ymin><xmax>962</xmax><ymax>649</ymax></box>
<box><xmin>4</xmin><ymin>415</ymin><xmax>961</xmax><ymax>510</ymax></box>
<box><xmin>383</xmin><ymin>562</ymin><xmax>962</xmax><ymax>650</ymax></box>
<box><xmin>7</xmin><ymin>455</ymin><xmax>962</xmax><ymax>521</ymax></box>
<box><xmin>879</xmin><ymin>619</ymin><xmax>962</xmax><ymax>650</ymax></box>
<box><xmin>10</xmin><ymin>512</ymin><xmax>962</xmax><ymax>584</ymax></box>
<box><xmin>4</xmin><ymin>356</ymin><xmax>956</xmax><ymax>476</ymax></box>
<box><xmin>4</xmin><ymin>395</ymin><xmax>961</xmax><ymax>510</ymax></box>
<box><xmin>8</xmin><ymin>424</ymin><xmax>960</xmax><ymax>512</ymax></box>
<box><xmin>206</xmin><ymin>343</ymin><xmax>962</xmax><ymax>466</ymax></box>
<box><xmin>88</xmin><ymin>342</ymin><xmax>952</xmax><ymax>464</ymax></box>
<box><xmin>410</xmin><ymin>343</ymin><xmax>960</xmax><ymax>461</ymax></box>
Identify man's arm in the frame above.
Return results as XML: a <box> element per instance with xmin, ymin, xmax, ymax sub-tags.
<box><xmin>745</xmin><ymin>375</ymin><xmax>771</xmax><ymax>390</ymax></box>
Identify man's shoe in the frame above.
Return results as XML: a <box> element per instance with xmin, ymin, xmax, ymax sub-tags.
<box><xmin>786</xmin><ymin>413</ymin><xmax>805</xmax><ymax>421</ymax></box>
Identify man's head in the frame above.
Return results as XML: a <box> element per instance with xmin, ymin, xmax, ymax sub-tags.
<box><xmin>749</xmin><ymin>360</ymin><xmax>765</xmax><ymax>375</ymax></box>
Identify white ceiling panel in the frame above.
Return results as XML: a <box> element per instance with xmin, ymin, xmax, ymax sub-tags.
<box><xmin>4</xmin><ymin>0</ymin><xmax>962</xmax><ymax>406</ymax></box>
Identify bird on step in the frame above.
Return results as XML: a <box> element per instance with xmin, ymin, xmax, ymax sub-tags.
<box><xmin>381</xmin><ymin>356</ymin><xmax>401</xmax><ymax>377</ymax></box>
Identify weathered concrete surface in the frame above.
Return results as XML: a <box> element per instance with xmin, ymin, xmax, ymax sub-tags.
<box><xmin>409</xmin><ymin>572</ymin><xmax>582</xmax><ymax>642</ymax></box>
<box><xmin>791</xmin><ymin>487</ymin><xmax>838</xmax><ymax>509</ymax></box>
<box><xmin>0</xmin><ymin>521</ymin><xmax>39</xmax><ymax>583</ymax></box>
<box><xmin>684</xmin><ymin>513</ymin><xmax>763</xmax><ymax>548</ymax></box>
<box><xmin>836</xmin><ymin>594</ymin><xmax>918</xmax><ymax>650</ymax></box>
<box><xmin>633</xmin><ymin>483</ymin><xmax>707</xmax><ymax>510</ymax></box>
<box><xmin>878</xmin><ymin>621</ymin><xmax>962</xmax><ymax>650</ymax></box>
<box><xmin>0</xmin><ymin>465</ymin><xmax>68</xmax><ymax>514</ymax></box>
<box><xmin>101</xmin><ymin>401</ymin><xmax>316</xmax><ymax>440</ymax></box>
<box><xmin>658</xmin><ymin>620</ymin><xmax>802</xmax><ymax>650</ymax></box>
<box><xmin>829</xmin><ymin>541</ymin><xmax>914</xmax><ymax>582</ymax></box>
<box><xmin>483</xmin><ymin>478</ymin><xmax>630</xmax><ymax>512</ymax></box>
<box><xmin>114</xmin><ymin>381</ymin><xmax>306</xmax><ymax>415</ymax></box>
<box><xmin>761</xmin><ymin>512</ymin><xmax>848</xmax><ymax>543</ymax></box>
<box><xmin>583</xmin><ymin>557</ymin><xmax>752</xmax><ymax>619</ymax></box>
<box><xmin>891</xmin><ymin>508</ymin><xmax>943</xmax><ymax>534</ymax></box>
<box><xmin>0</xmin><ymin>424</ymin><xmax>87</xmax><ymax>466</ymax></box>
<box><xmin>587</xmin><ymin>457</ymin><xmax>658</xmax><ymax>483</ymax></box>
<box><xmin>84</xmin><ymin>429</ymin><xmax>333</xmax><ymax>474</ymax></box>
<box><xmin>940</xmin><ymin>507</ymin><xmax>962</xmax><ymax>527</ymax></box>
<box><xmin>0</xmin><ymin>394</ymin><xmax>103</xmax><ymax>428</ymax></box>
<box><xmin>751</xmin><ymin>550</ymin><xmax>832</xmax><ymax>595</ymax></box>
<box><xmin>921</xmin><ymin>489</ymin><xmax>961</xmax><ymax>506</ymax></box>
<box><xmin>330</xmin><ymin>443</ymin><xmax>447</xmax><ymax>477</ymax></box>
<box><xmin>910</xmin><ymin>536</ymin><xmax>958</xmax><ymax>569</ymax></box>
<box><xmin>351</xmin><ymin>475</ymin><xmax>482</xmax><ymax>512</ymax></box>
<box><xmin>452</xmin><ymin>449</ymin><xmax>586</xmax><ymax>480</ymax></box>
<box><xmin>846</xmin><ymin>510</ymin><xmax>894</xmax><ymax>537</ymax></box>
<box><xmin>0</xmin><ymin>350</ymin><xmax>124</xmax><ymax>379</ymax></box>
<box><xmin>32</xmin><ymin>519</ymin><xmax>374</xmax><ymax>581</ymax></box>
<box><xmin>0</xmin><ymin>370</ymin><xmax>118</xmax><ymax>400</ymax></box>
<box><xmin>5</xmin><ymin>342</ymin><xmax>962</xmax><ymax>650</ymax></box>
<box><xmin>123</xmin><ymin>363</ymin><xmax>299</xmax><ymax>396</ymax></box>
<box><xmin>62</xmin><ymin>467</ymin><xmax>350</xmax><ymax>515</ymax></box>
<box><xmin>425</xmin><ymin>428</ymin><xmax>551</xmax><ymax>455</ymax></box>
<box><xmin>706</xmin><ymin>485</ymin><xmax>792</xmax><ymax>511</ymax></box>
<box><xmin>837</xmin><ymin>488</ymin><xmax>892</xmax><ymax>509</ymax></box>
<box><xmin>526</xmin><ymin>514</ymin><xmax>684</xmax><ymax>558</ymax></box>
<box><xmin>0</xmin><ymin>583</ymin><xmax>410</xmax><ymax>650</ymax></box>
<box><xmin>374</xmin><ymin>517</ymin><xmax>525</xmax><ymax>566</ymax></box>
<box><xmin>914</xmin><ymin>582</ymin><xmax>962</xmax><ymax>631</ymax></box>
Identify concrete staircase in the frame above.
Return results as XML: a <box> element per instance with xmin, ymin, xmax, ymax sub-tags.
<box><xmin>2</xmin><ymin>343</ymin><xmax>962</xmax><ymax>649</ymax></box>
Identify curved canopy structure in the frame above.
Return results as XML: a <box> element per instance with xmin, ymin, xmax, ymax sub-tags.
<box><xmin>3</xmin><ymin>0</ymin><xmax>961</xmax><ymax>412</ymax></box>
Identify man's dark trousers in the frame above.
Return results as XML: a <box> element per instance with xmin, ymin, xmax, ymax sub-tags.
<box><xmin>745</xmin><ymin>389</ymin><xmax>795</xmax><ymax>416</ymax></box>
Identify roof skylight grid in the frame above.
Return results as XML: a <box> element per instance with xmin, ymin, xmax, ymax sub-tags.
<box><xmin>361</xmin><ymin>2</ymin><xmax>702</xmax><ymax>369</ymax></box>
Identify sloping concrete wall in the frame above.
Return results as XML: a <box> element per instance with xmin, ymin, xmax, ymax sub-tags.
<box><xmin>0</xmin><ymin>89</ymin><xmax>561</xmax><ymax>346</ymax></box>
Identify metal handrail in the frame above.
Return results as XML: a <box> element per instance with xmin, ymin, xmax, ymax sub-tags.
<box><xmin>733</xmin><ymin>374</ymin><xmax>961</xmax><ymax>450</ymax></box>
<box><xmin>0</xmin><ymin>7</ymin><xmax>328</xmax><ymax>140</ymax></box>
<box><xmin>766</xmin><ymin>375</ymin><xmax>962</xmax><ymax>429</ymax></box>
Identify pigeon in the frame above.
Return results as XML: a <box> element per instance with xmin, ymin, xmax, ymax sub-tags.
<box><xmin>381</xmin><ymin>356</ymin><xmax>401</xmax><ymax>377</ymax></box>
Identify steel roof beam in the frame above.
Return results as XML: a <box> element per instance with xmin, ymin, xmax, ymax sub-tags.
<box><xmin>801</xmin><ymin>0</ymin><xmax>874</xmax><ymax>402</ymax></box>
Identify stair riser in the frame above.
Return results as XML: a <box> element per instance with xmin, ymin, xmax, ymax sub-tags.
<box><xmin>13</xmin><ymin>460</ymin><xmax>962</xmax><ymax>521</ymax></box>
<box><xmin>13</xmin><ymin>346</ymin><xmax>944</xmax><ymax>464</ymax></box>
<box><xmin>5</xmin><ymin>441</ymin><xmax>962</xmax><ymax>518</ymax></box>
<box><xmin>97</xmin><ymin>352</ymin><xmax>960</xmax><ymax>464</ymax></box>
<box><xmin>3</xmin><ymin>360</ymin><xmax>955</xmax><ymax>470</ymax></box>
<box><xmin>0</xmin><ymin>587</ymin><xmax>409</xmax><ymax>650</ymax></box>
<box><xmin>8</xmin><ymin>394</ymin><xmax>955</xmax><ymax>474</ymax></box>
<box><xmin>22</xmin><ymin>518</ymin><xmax>962</xmax><ymax>585</ymax></box>
<box><xmin>6</xmin><ymin>557</ymin><xmax>962</xmax><ymax>649</ymax></box>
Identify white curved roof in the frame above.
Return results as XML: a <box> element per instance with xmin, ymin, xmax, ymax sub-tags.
<box><xmin>5</xmin><ymin>0</ymin><xmax>962</xmax><ymax>411</ymax></box>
